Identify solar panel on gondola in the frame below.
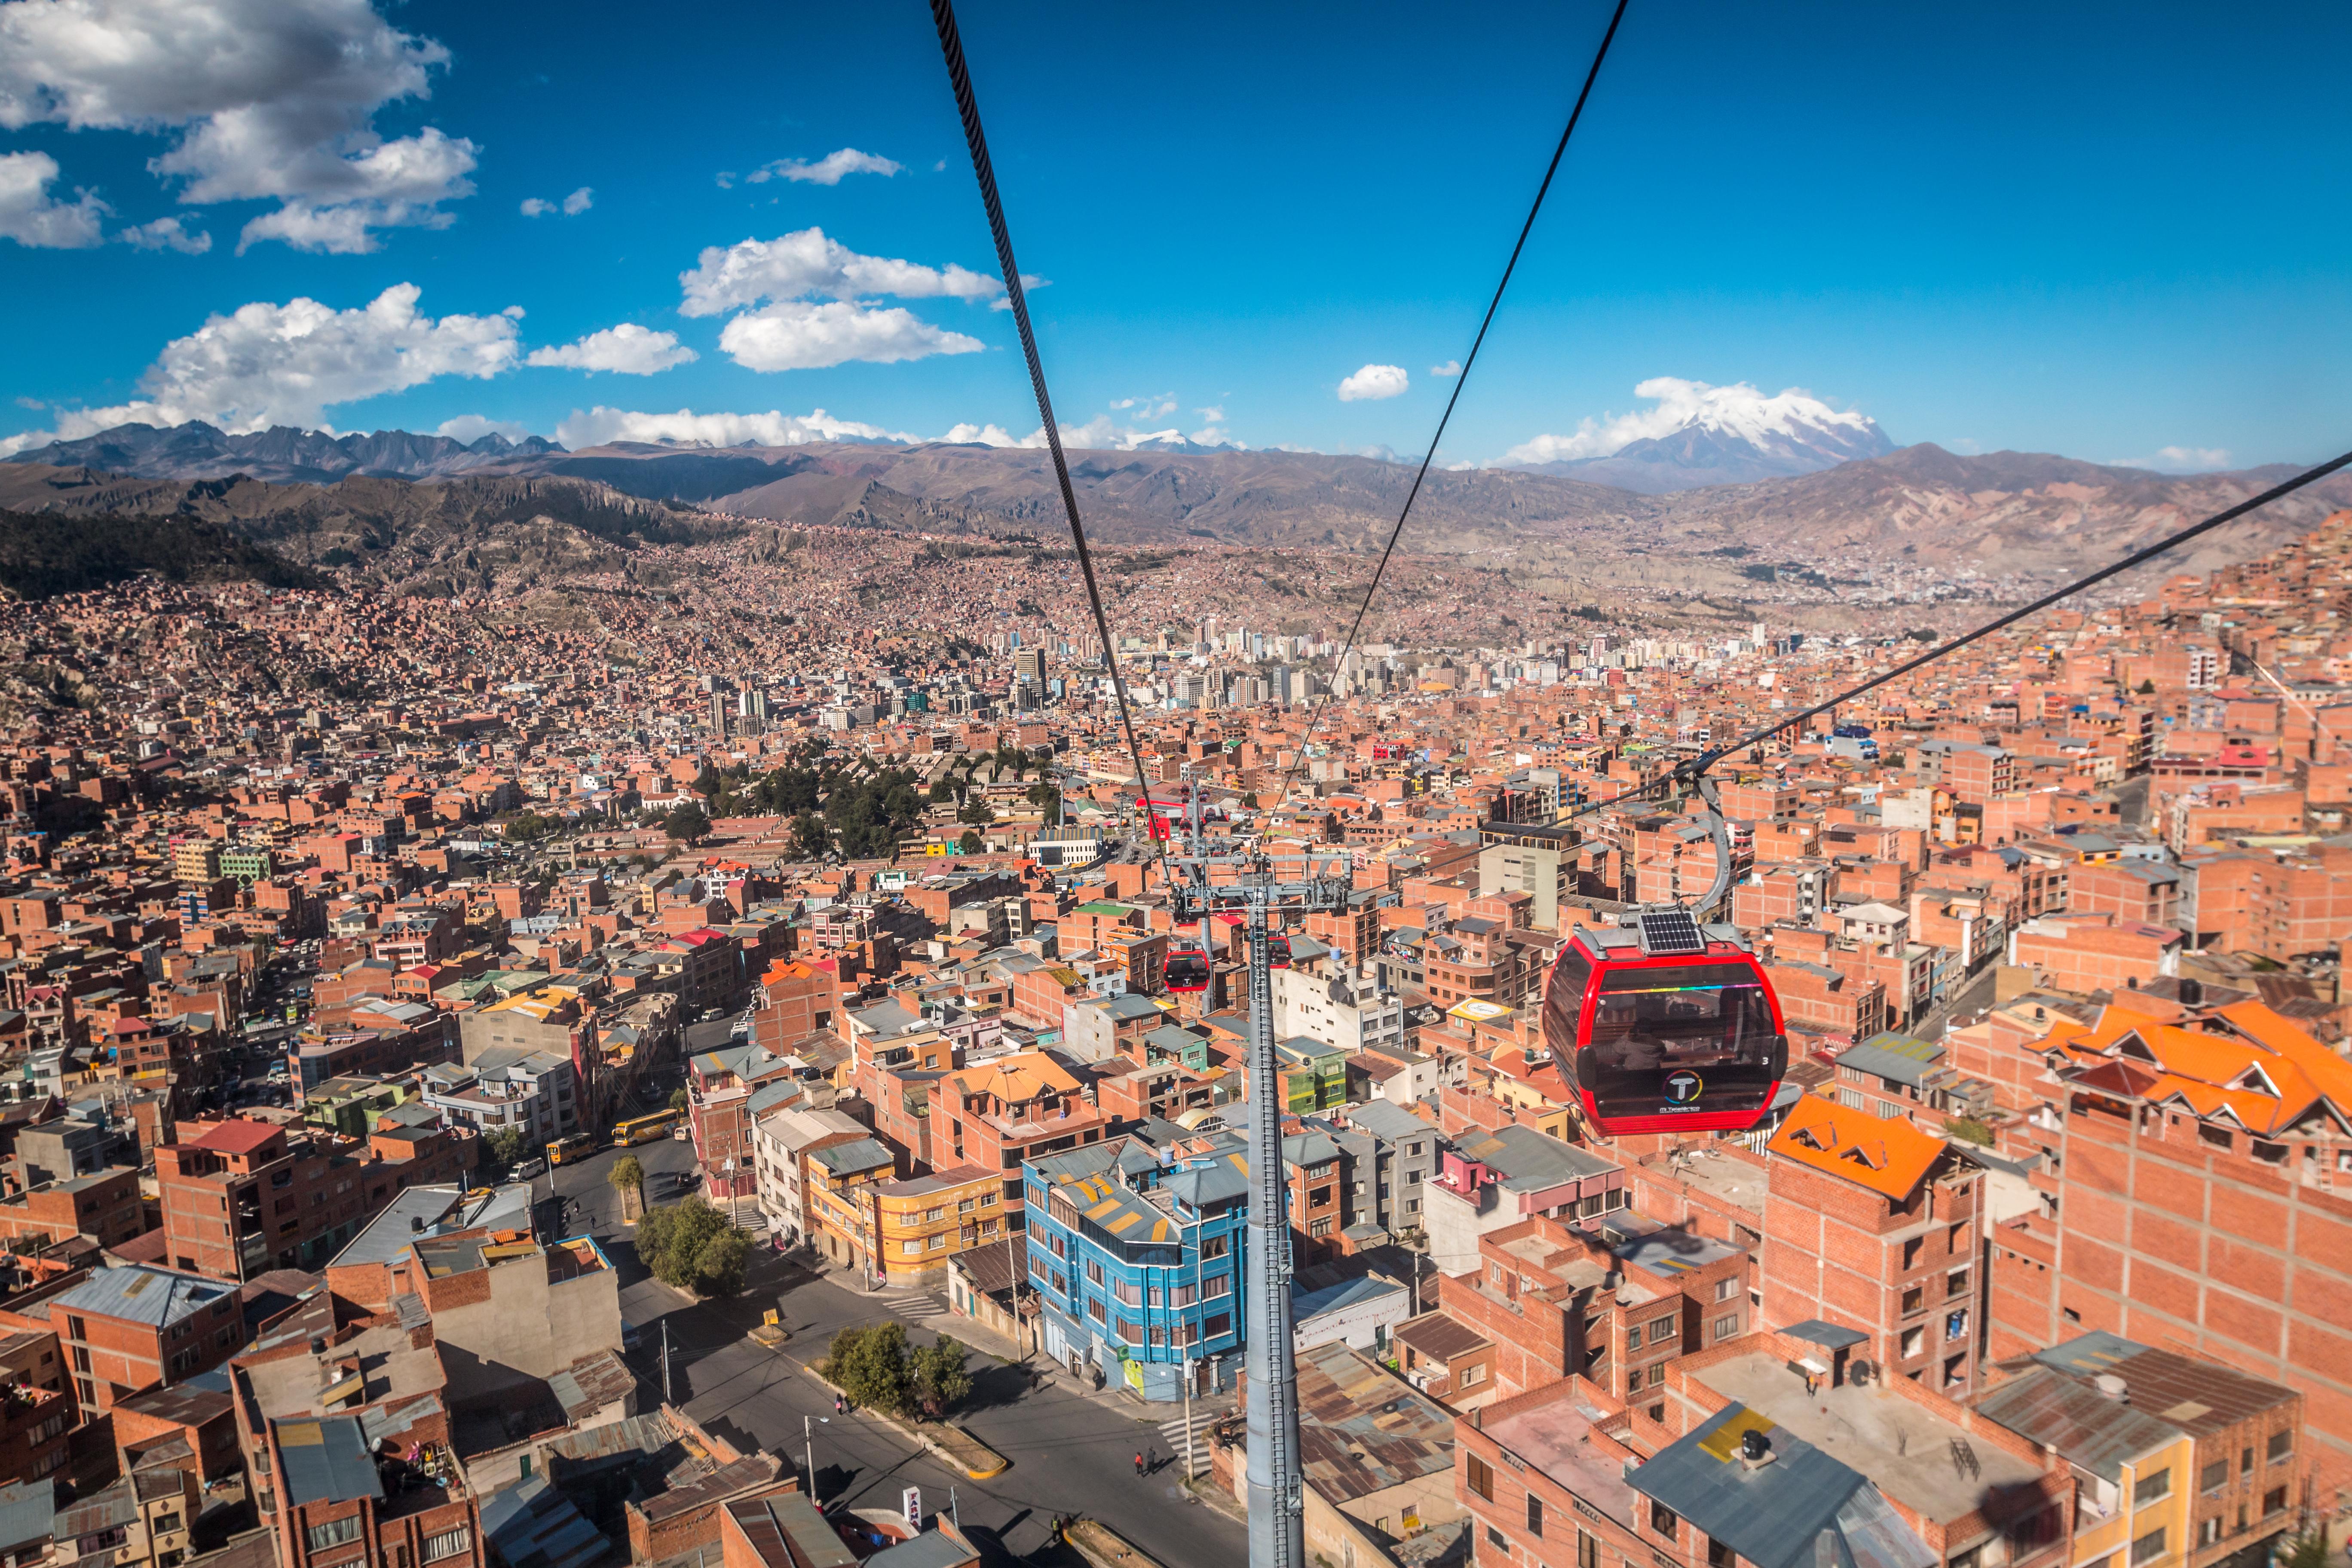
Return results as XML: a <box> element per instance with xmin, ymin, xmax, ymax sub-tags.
<box><xmin>1636</xmin><ymin>906</ymin><xmax>1706</xmax><ymax>956</ymax></box>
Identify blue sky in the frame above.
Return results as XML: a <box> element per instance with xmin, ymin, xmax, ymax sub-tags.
<box><xmin>2</xmin><ymin>0</ymin><xmax>2347</xmax><ymax>472</ymax></box>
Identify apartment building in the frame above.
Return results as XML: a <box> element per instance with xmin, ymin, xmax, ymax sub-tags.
<box><xmin>870</xmin><ymin>1164</ymin><xmax>1005</xmax><ymax>1286</ymax></box>
<box><xmin>751</xmin><ymin>1103</ymin><xmax>866</xmax><ymax>1246</ymax></box>
<box><xmin>687</xmin><ymin>1044</ymin><xmax>804</xmax><ymax>1208</ymax></box>
<box><xmin>1424</xmin><ymin>1122</ymin><xmax>1626</xmax><ymax>1277</ymax></box>
<box><xmin>1988</xmin><ymin>993</ymin><xmax>2352</xmax><ymax>1511</ymax></box>
<box><xmin>419</xmin><ymin>1047</ymin><xmax>579</xmax><ymax>1147</ymax></box>
<box><xmin>32</xmin><ymin>1265</ymin><xmax>244</xmax><ymax>1413</ymax></box>
<box><xmin>156</xmin><ymin>1117</ymin><xmax>468</xmax><ymax>1282</ymax></box>
<box><xmin>1761</xmin><ymin>1095</ymin><xmax>1986</xmax><ymax>1398</ymax></box>
<box><xmin>934</xmin><ymin>1050</ymin><xmax>1108</xmax><ymax>1229</ymax></box>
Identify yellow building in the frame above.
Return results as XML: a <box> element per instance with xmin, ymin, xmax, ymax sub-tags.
<box><xmin>871</xmin><ymin>1164</ymin><xmax>1005</xmax><ymax>1286</ymax></box>
<box><xmin>172</xmin><ymin>838</ymin><xmax>221</xmax><ymax>884</ymax></box>
<box><xmin>806</xmin><ymin>1135</ymin><xmax>899</xmax><ymax>1281</ymax></box>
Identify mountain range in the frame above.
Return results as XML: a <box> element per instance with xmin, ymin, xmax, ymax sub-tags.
<box><xmin>1504</xmin><ymin>383</ymin><xmax>1896</xmax><ymax>493</ymax></box>
<box><xmin>6</xmin><ymin>420</ymin><xmax>2351</xmax><ymax>598</ymax></box>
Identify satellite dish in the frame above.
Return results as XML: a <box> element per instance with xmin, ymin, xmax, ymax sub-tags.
<box><xmin>1849</xmin><ymin>1359</ymin><xmax>1874</xmax><ymax>1384</ymax></box>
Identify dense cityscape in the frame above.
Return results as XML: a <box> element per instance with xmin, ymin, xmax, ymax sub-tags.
<box><xmin>0</xmin><ymin>490</ymin><xmax>2343</xmax><ymax>1568</ymax></box>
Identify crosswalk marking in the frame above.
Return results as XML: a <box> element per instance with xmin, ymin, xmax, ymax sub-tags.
<box><xmin>1156</xmin><ymin>1406</ymin><xmax>1228</xmax><ymax>1447</ymax></box>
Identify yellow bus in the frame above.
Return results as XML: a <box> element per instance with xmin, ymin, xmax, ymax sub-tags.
<box><xmin>614</xmin><ymin>1110</ymin><xmax>682</xmax><ymax>1146</ymax></box>
<box><xmin>547</xmin><ymin>1133</ymin><xmax>598</xmax><ymax>1166</ymax></box>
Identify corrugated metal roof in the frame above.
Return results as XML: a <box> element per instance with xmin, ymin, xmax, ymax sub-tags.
<box><xmin>2030</xmin><ymin>1333</ymin><xmax>2294</xmax><ymax>1436</ymax></box>
<box><xmin>1975</xmin><ymin>1367</ymin><xmax>2179</xmax><ymax>1484</ymax></box>
<box><xmin>274</xmin><ymin>1415</ymin><xmax>380</xmax><ymax>1507</ymax></box>
<box><xmin>1292</xmin><ymin>1340</ymin><xmax>1455</xmax><ymax>1504</ymax></box>
<box><xmin>52</xmin><ymin>1264</ymin><xmax>233</xmax><ymax>1329</ymax></box>
<box><xmin>1627</xmin><ymin>1404</ymin><xmax>1871</xmax><ymax>1568</ymax></box>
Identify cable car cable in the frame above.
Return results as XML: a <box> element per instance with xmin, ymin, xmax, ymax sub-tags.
<box><xmin>1272</xmin><ymin>0</ymin><xmax>1631</xmax><ymax>814</ymax></box>
<box><xmin>1553</xmin><ymin>444</ymin><xmax>2352</xmax><ymax>828</ymax></box>
<box><xmin>931</xmin><ymin>0</ymin><xmax>1171</xmax><ymax>880</ymax></box>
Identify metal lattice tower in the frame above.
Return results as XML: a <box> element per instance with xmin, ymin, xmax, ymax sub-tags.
<box><xmin>1167</xmin><ymin>799</ymin><xmax>1351</xmax><ymax>1568</ymax></box>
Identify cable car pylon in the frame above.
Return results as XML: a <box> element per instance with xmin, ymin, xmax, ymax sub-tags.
<box><xmin>1165</xmin><ymin>804</ymin><xmax>1351</xmax><ymax>1568</ymax></box>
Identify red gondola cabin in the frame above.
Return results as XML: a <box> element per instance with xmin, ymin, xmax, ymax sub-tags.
<box><xmin>1540</xmin><ymin>913</ymin><xmax>1787</xmax><ymax>1138</ymax></box>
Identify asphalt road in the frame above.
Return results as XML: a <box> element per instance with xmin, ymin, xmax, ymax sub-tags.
<box><xmin>545</xmin><ymin>1134</ymin><xmax>1246</xmax><ymax>1568</ymax></box>
<box><xmin>1914</xmin><ymin>961</ymin><xmax>2001</xmax><ymax>1041</ymax></box>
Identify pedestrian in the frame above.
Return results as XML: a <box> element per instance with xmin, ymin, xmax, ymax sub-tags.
<box><xmin>834</xmin><ymin>1393</ymin><xmax>843</xmax><ymax>1414</ymax></box>
<box><xmin>1133</xmin><ymin>1451</ymin><xmax>1144</xmax><ymax>1478</ymax></box>
<box><xmin>1146</xmin><ymin>1444</ymin><xmax>1158</xmax><ymax>1474</ymax></box>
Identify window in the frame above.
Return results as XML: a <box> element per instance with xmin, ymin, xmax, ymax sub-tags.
<box><xmin>424</xmin><ymin>1530</ymin><xmax>471</xmax><ymax>1563</ymax></box>
<box><xmin>1485</xmin><ymin>1525</ymin><xmax>1509</xmax><ymax>1556</ymax></box>
<box><xmin>1900</xmin><ymin>1326</ymin><xmax>1924</xmax><ymax>1359</ymax></box>
<box><xmin>1087</xmin><ymin>1259</ymin><xmax>1105</xmax><ymax>1285</ymax></box>
<box><xmin>1901</xmin><ymin>1237</ymin><xmax>1923</xmax><ymax>1269</ymax></box>
<box><xmin>1648</xmin><ymin>1363</ymin><xmax>1666</xmax><ymax>1388</ymax></box>
<box><xmin>1715</xmin><ymin>1277</ymin><xmax>1736</xmax><ymax>1303</ymax></box>
<box><xmin>2129</xmin><ymin>1527</ymin><xmax>2165</xmax><ymax>1566</ymax></box>
<box><xmin>1461</xmin><ymin>1363</ymin><xmax>1485</xmax><ymax>1386</ymax></box>
<box><xmin>1707</xmin><ymin>1540</ymin><xmax>1736</xmax><ymax>1568</ymax></box>
<box><xmin>1714</xmin><ymin>1314</ymin><xmax>1740</xmax><ymax>1341</ymax></box>
<box><xmin>1115</xmin><ymin>1318</ymin><xmax>1140</xmax><ymax>1343</ymax></box>
<box><xmin>1526</xmin><ymin>1494</ymin><xmax>1543</xmax><ymax>1538</ymax></box>
<box><xmin>1310</xmin><ymin>1218</ymin><xmax>1333</xmax><ymax>1238</ymax></box>
<box><xmin>1087</xmin><ymin>1298</ymin><xmax>1106</xmax><ymax>1323</ymax></box>
<box><xmin>2242</xmin><ymin>1446</ymin><xmax>2254</xmax><ymax>1476</ymax></box>
<box><xmin>1577</xmin><ymin>1530</ymin><xmax>1599</xmax><ymax>1568</ymax></box>
<box><xmin>2199</xmin><ymin>1519</ymin><xmax>2222</xmax><ymax>1548</ymax></box>
<box><xmin>2267</xmin><ymin>1430</ymin><xmax>2292</xmax><ymax>1462</ymax></box>
<box><xmin>1148</xmin><ymin>1325</ymin><xmax>1166</xmax><ymax>1346</ymax></box>
<box><xmin>1204</xmin><ymin>1312</ymin><xmax>1231</xmax><ymax>1338</ymax></box>
<box><xmin>306</xmin><ymin>1519</ymin><xmax>363</xmax><ymax>1552</ymax></box>
<box><xmin>2134</xmin><ymin>1468</ymin><xmax>2170</xmax><ymax>1507</ymax></box>
<box><xmin>1204</xmin><ymin>1272</ymin><xmax>1231</xmax><ymax>1299</ymax></box>
<box><xmin>2201</xmin><ymin>1460</ymin><xmax>2228</xmax><ymax>1494</ymax></box>
<box><xmin>1648</xmin><ymin>1315</ymin><xmax>1677</xmax><ymax>1345</ymax></box>
<box><xmin>1948</xmin><ymin>1268</ymin><xmax>1970</xmax><ymax>1298</ymax></box>
<box><xmin>1649</xmin><ymin>1501</ymin><xmax>1678</xmax><ymax>1541</ymax></box>
<box><xmin>928</xmin><ymin>1232</ymin><xmax>945</xmax><ymax>1250</ymax></box>
<box><xmin>902</xmin><ymin>1239</ymin><xmax>922</xmax><ymax>1255</ymax></box>
<box><xmin>1467</xmin><ymin>1454</ymin><xmax>1494</xmax><ymax>1501</ymax></box>
<box><xmin>2263</xmin><ymin>1487</ymin><xmax>2287</xmax><ymax>1516</ymax></box>
<box><xmin>1201</xmin><ymin>1234</ymin><xmax>1229</xmax><ymax>1259</ymax></box>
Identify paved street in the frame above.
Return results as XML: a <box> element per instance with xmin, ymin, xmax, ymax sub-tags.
<box><xmin>545</xmin><ymin>1127</ymin><xmax>1245</xmax><ymax>1568</ymax></box>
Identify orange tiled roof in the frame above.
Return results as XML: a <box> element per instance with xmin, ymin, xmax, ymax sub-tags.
<box><xmin>1765</xmin><ymin>1093</ymin><xmax>1945</xmax><ymax>1200</ymax></box>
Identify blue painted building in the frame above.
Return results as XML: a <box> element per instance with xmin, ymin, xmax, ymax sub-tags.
<box><xmin>1024</xmin><ymin>1135</ymin><xmax>1250</xmax><ymax>1402</ymax></box>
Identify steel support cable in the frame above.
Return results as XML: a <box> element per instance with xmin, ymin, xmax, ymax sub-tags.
<box><xmin>931</xmin><ymin>0</ymin><xmax>1170</xmax><ymax>878</ymax></box>
<box><xmin>1272</xmin><ymin>0</ymin><xmax>1631</xmax><ymax>815</ymax></box>
<box><xmin>1556</xmin><ymin>444</ymin><xmax>2352</xmax><ymax>828</ymax></box>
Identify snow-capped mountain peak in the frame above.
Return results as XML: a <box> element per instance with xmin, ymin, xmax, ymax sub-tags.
<box><xmin>1503</xmin><ymin>377</ymin><xmax>1894</xmax><ymax>493</ymax></box>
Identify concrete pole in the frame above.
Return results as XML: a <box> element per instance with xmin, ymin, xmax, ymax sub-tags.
<box><xmin>1243</xmin><ymin>898</ymin><xmax>1303</xmax><ymax>1568</ymax></box>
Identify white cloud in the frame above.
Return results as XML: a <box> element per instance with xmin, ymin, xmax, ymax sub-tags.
<box><xmin>1112</xmin><ymin>392</ymin><xmax>1177</xmax><ymax>418</ymax></box>
<box><xmin>0</xmin><ymin>0</ymin><xmax>478</xmax><ymax>253</ymax></box>
<box><xmin>2119</xmin><ymin>444</ymin><xmax>2232</xmax><ymax>474</ymax></box>
<box><xmin>119</xmin><ymin>214</ymin><xmax>211</xmax><ymax>252</ymax></box>
<box><xmin>941</xmin><ymin>422</ymin><xmax>1027</xmax><ymax>446</ymax></box>
<box><xmin>435</xmin><ymin>413</ymin><xmax>530</xmax><ymax>443</ymax></box>
<box><xmin>1195</xmin><ymin>404</ymin><xmax>1223</xmax><ymax>422</ymax></box>
<box><xmin>745</xmin><ymin>148</ymin><xmax>900</xmax><ymax>186</ymax></box>
<box><xmin>520</xmin><ymin>197</ymin><xmax>552</xmax><ymax>217</ymax></box>
<box><xmin>561</xmin><ymin>185</ymin><xmax>591</xmax><ymax>215</ymax></box>
<box><xmin>1429</xmin><ymin>360</ymin><xmax>1461</xmax><ymax>377</ymax></box>
<box><xmin>679</xmin><ymin>226</ymin><xmax>1002</xmax><ymax>316</ymax></box>
<box><xmin>8</xmin><ymin>282</ymin><xmax>519</xmax><ymax>449</ymax></box>
<box><xmin>1501</xmin><ymin>375</ymin><xmax>1886</xmax><ymax>466</ymax></box>
<box><xmin>715</xmin><ymin>300</ymin><xmax>982</xmax><ymax>372</ymax></box>
<box><xmin>1337</xmin><ymin>364</ymin><xmax>1408</xmax><ymax>402</ymax></box>
<box><xmin>0</xmin><ymin>150</ymin><xmax>106</xmax><ymax>247</ymax></box>
<box><xmin>526</xmin><ymin>323</ymin><xmax>695</xmax><ymax>375</ymax></box>
<box><xmin>554</xmin><ymin>404</ymin><xmax>918</xmax><ymax>450</ymax></box>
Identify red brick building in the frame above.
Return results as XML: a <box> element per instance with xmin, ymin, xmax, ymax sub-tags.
<box><xmin>1761</xmin><ymin>1095</ymin><xmax>1986</xmax><ymax>1399</ymax></box>
<box><xmin>157</xmin><ymin>1117</ymin><xmax>469</xmax><ymax>1281</ymax></box>
<box><xmin>1988</xmin><ymin>995</ymin><xmax>2352</xmax><ymax>1514</ymax></box>
<box><xmin>7</xmin><ymin>1264</ymin><xmax>246</xmax><ymax>1412</ymax></box>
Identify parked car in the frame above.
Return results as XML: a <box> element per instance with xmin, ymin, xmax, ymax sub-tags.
<box><xmin>511</xmin><ymin>1156</ymin><xmax>547</xmax><ymax>1182</ymax></box>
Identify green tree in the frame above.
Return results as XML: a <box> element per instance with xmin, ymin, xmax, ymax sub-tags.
<box><xmin>829</xmin><ymin>1321</ymin><xmax>914</xmax><ymax>1415</ymax></box>
<box><xmin>632</xmin><ymin>1196</ymin><xmax>744</xmax><ymax>1295</ymax></box>
<box><xmin>609</xmin><ymin>1155</ymin><xmax>645</xmax><ymax>1219</ymax></box>
<box><xmin>2277</xmin><ymin>1534</ymin><xmax>2328</xmax><ymax>1568</ymax></box>
<box><xmin>913</xmin><ymin>1335</ymin><xmax>972</xmax><ymax>1415</ymax></box>
<box><xmin>927</xmin><ymin>776</ymin><xmax>955</xmax><ymax>804</ymax></box>
<box><xmin>2137</xmin><ymin>678</ymin><xmax>2157</xmax><ymax>694</ymax></box>
<box><xmin>959</xmin><ymin>828</ymin><xmax>983</xmax><ymax>854</ymax></box>
<box><xmin>481</xmin><ymin>1126</ymin><xmax>529</xmax><ymax>1179</ymax></box>
<box><xmin>1944</xmin><ymin>1117</ymin><xmax>1996</xmax><ymax>1147</ymax></box>
<box><xmin>665</xmin><ymin>801</ymin><xmax>711</xmax><ymax>842</ymax></box>
<box><xmin>668</xmin><ymin>1087</ymin><xmax>690</xmax><ymax>1112</ymax></box>
<box><xmin>791</xmin><ymin>811</ymin><xmax>832</xmax><ymax>859</ymax></box>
